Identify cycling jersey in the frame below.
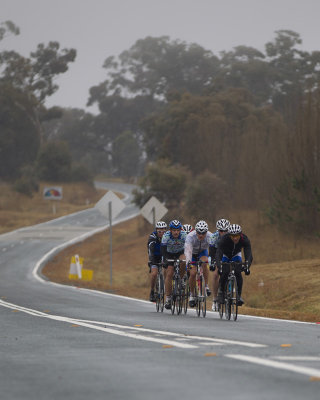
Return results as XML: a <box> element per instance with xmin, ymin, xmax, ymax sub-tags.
<box><xmin>161</xmin><ymin>230</ymin><xmax>187</xmax><ymax>258</ymax></box>
<box><xmin>209</xmin><ymin>230</ymin><xmax>221</xmax><ymax>259</ymax></box>
<box><xmin>215</xmin><ymin>233</ymin><xmax>253</xmax><ymax>267</ymax></box>
<box><xmin>184</xmin><ymin>230</ymin><xmax>213</xmax><ymax>265</ymax></box>
<box><xmin>147</xmin><ymin>231</ymin><xmax>163</xmax><ymax>264</ymax></box>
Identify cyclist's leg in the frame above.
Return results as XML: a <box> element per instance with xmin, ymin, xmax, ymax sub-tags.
<box><xmin>165</xmin><ymin>265</ymin><xmax>174</xmax><ymax>298</ymax></box>
<box><xmin>217</xmin><ymin>255</ymin><xmax>229</xmax><ymax>302</ymax></box>
<box><xmin>178</xmin><ymin>252</ymin><xmax>186</xmax><ymax>278</ymax></box>
<box><xmin>231</xmin><ymin>254</ymin><xmax>244</xmax><ymax>304</ymax></box>
<box><xmin>199</xmin><ymin>251</ymin><xmax>211</xmax><ymax>295</ymax></box>
<box><xmin>212</xmin><ymin>268</ymin><xmax>219</xmax><ymax>299</ymax></box>
<box><xmin>149</xmin><ymin>264</ymin><xmax>158</xmax><ymax>301</ymax></box>
<box><xmin>188</xmin><ymin>254</ymin><xmax>197</xmax><ymax>307</ymax></box>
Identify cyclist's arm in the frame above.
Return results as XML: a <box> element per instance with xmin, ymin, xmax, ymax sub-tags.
<box><xmin>242</xmin><ymin>235</ymin><xmax>253</xmax><ymax>267</ymax></box>
<box><xmin>148</xmin><ymin>238</ymin><xmax>157</xmax><ymax>257</ymax></box>
<box><xmin>184</xmin><ymin>240</ymin><xmax>193</xmax><ymax>266</ymax></box>
<box><xmin>209</xmin><ymin>244</ymin><xmax>216</xmax><ymax>260</ymax></box>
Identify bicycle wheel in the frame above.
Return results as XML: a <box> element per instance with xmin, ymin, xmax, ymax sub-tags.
<box><xmin>171</xmin><ymin>278</ymin><xmax>176</xmax><ymax>315</ymax></box>
<box><xmin>159</xmin><ymin>274</ymin><xmax>165</xmax><ymax>313</ymax></box>
<box><xmin>201</xmin><ymin>277</ymin><xmax>206</xmax><ymax>318</ymax></box>
<box><xmin>231</xmin><ymin>277</ymin><xmax>239</xmax><ymax>321</ymax></box>
<box><xmin>196</xmin><ymin>277</ymin><xmax>201</xmax><ymax>317</ymax></box>
<box><xmin>183</xmin><ymin>278</ymin><xmax>189</xmax><ymax>314</ymax></box>
<box><xmin>218</xmin><ymin>300</ymin><xmax>224</xmax><ymax>319</ymax></box>
<box><xmin>225</xmin><ymin>280</ymin><xmax>232</xmax><ymax>321</ymax></box>
<box><xmin>155</xmin><ymin>274</ymin><xmax>160</xmax><ymax>312</ymax></box>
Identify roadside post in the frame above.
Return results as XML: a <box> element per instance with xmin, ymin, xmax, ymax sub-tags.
<box><xmin>95</xmin><ymin>191</ymin><xmax>125</xmax><ymax>288</ymax></box>
<box><xmin>43</xmin><ymin>186</ymin><xmax>63</xmax><ymax>214</ymax></box>
<box><xmin>140</xmin><ymin>196</ymin><xmax>168</xmax><ymax>226</ymax></box>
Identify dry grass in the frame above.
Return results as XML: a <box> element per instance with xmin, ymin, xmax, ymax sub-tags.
<box><xmin>0</xmin><ymin>182</ymin><xmax>106</xmax><ymax>234</ymax></box>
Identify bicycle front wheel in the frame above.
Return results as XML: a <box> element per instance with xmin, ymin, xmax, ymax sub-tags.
<box><xmin>218</xmin><ymin>300</ymin><xmax>224</xmax><ymax>319</ymax></box>
<box><xmin>231</xmin><ymin>277</ymin><xmax>239</xmax><ymax>321</ymax></box>
<box><xmin>183</xmin><ymin>277</ymin><xmax>189</xmax><ymax>314</ymax></box>
<box><xmin>201</xmin><ymin>276</ymin><xmax>206</xmax><ymax>317</ymax></box>
<box><xmin>155</xmin><ymin>274</ymin><xmax>160</xmax><ymax>312</ymax></box>
<box><xmin>160</xmin><ymin>274</ymin><xmax>165</xmax><ymax>313</ymax></box>
<box><xmin>225</xmin><ymin>279</ymin><xmax>233</xmax><ymax>321</ymax></box>
<box><xmin>171</xmin><ymin>278</ymin><xmax>177</xmax><ymax>315</ymax></box>
<box><xmin>196</xmin><ymin>277</ymin><xmax>201</xmax><ymax>317</ymax></box>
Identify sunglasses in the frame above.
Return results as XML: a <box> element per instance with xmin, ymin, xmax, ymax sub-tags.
<box><xmin>218</xmin><ymin>229</ymin><xmax>227</xmax><ymax>233</ymax></box>
<box><xmin>230</xmin><ymin>234</ymin><xmax>240</xmax><ymax>239</ymax></box>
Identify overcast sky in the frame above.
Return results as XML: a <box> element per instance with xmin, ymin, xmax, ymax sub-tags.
<box><xmin>2</xmin><ymin>0</ymin><xmax>320</xmax><ymax>113</ymax></box>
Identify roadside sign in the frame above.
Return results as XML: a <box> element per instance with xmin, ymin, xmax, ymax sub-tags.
<box><xmin>141</xmin><ymin>196</ymin><xmax>168</xmax><ymax>225</ymax></box>
<box><xmin>43</xmin><ymin>187</ymin><xmax>63</xmax><ymax>200</ymax></box>
<box><xmin>95</xmin><ymin>190</ymin><xmax>125</xmax><ymax>219</ymax></box>
<box><xmin>95</xmin><ymin>190</ymin><xmax>126</xmax><ymax>288</ymax></box>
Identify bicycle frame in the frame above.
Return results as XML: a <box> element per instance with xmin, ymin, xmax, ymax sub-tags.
<box><xmin>219</xmin><ymin>261</ymin><xmax>246</xmax><ymax>321</ymax></box>
<box><xmin>189</xmin><ymin>260</ymin><xmax>207</xmax><ymax>317</ymax></box>
<box><xmin>153</xmin><ymin>262</ymin><xmax>165</xmax><ymax>313</ymax></box>
<box><xmin>167</xmin><ymin>258</ymin><xmax>185</xmax><ymax>315</ymax></box>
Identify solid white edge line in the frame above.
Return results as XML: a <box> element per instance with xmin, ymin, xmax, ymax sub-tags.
<box><xmin>225</xmin><ymin>354</ymin><xmax>320</xmax><ymax>378</ymax></box>
<box><xmin>0</xmin><ymin>299</ymin><xmax>197</xmax><ymax>349</ymax></box>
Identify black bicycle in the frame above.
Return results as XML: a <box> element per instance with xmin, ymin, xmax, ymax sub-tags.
<box><xmin>167</xmin><ymin>259</ymin><xmax>185</xmax><ymax>315</ymax></box>
<box><xmin>218</xmin><ymin>261</ymin><xmax>248</xmax><ymax>321</ymax></box>
<box><xmin>154</xmin><ymin>262</ymin><xmax>165</xmax><ymax>313</ymax></box>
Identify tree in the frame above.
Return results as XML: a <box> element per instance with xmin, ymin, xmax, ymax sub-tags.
<box><xmin>133</xmin><ymin>159</ymin><xmax>190</xmax><ymax>211</ymax></box>
<box><xmin>112</xmin><ymin>130</ymin><xmax>142</xmax><ymax>178</ymax></box>
<box><xmin>88</xmin><ymin>36</ymin><xmax>220</xmax><ymax>101</ymax></box>
<box><xmin>37</xmin><ymin>141</ymin><xmax>72</xmax><ymax>181</ymax></box>
<box><xmin>0</xmin><ymin>83</ymin><xmax>40</xmax><ymax>179</ymax></box>
<box><xmin>184</xmin><ymin>170</ymin><xmax>227</xmax><ymax>223</ymax></box>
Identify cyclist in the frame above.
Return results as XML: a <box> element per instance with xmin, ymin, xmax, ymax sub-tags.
<box><xmin>215</xmin><ymin>224</ymin><xmax>253</xmax><ymax>306</ymax></box>
<box><xmin>209</xmin><ymin>218</ymin><xmax>230</xmax><ymax>311</ymax></box>
<box><xmin>182</xmin><ymin>224</ymin><xmax>193</xmax><ymax>234</ymax></box>
<box><xmin>161</xmin><ymin>219</ymin><xmax>187</xmax><ymax>310</ymax></box>
<box><xmin>184</xmin><ymin>220</ymin><xmax>212</xmax><ymax>307</ymax></box>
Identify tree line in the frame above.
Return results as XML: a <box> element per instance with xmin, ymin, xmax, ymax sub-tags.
<box><xmin>0</xmin><ymin>22</ymin><xmax>319</xmax><ymax>234</ymax></box>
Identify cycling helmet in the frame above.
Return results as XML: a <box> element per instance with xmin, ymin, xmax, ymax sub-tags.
<box><xmin>182</xmin><ymin>224</ymin><xmax>193</xmax><ymax>233</ymax></box>
<box><xmin>169</xmin><ymin>219</ymin><xmax>182</xmax><ymax>229</ymax></box>
<box><xmin>228</xmin><ymin>224</ymin><xmax>242</xmax><ymax>235</ymax></box>
<box><xmin>155</xmin><ymin>221</ymin><xmax>167</xmax><ymax>229</ymax></box>
<box><xmin>216</xmin><ymin>218</ymin><xmax>230</xmax><ymax>231</ymax></box>
<box><xmin>195</xmin><ymin>220</ymin><xmax>208</xmax><ymax>234</ymax></box>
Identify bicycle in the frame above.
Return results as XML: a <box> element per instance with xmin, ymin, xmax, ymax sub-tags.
<box><xmin>167</xmin><ymin>258</ymin><xmax>185</xmax><ymax>315</ymax></box>
<box><xmin>154</xmin><ymin>262</ymin><xmax>165</xmax><ymax>313</ymax></box>
<box><xmin>189</xmin><ymin>260</ymin><xmax>207</xmax><ymax>317</ymax></box>
<box><xmin>218</xmin><ymin>261</ymin><xmax>248</xmax><ymax>321</ymax></box>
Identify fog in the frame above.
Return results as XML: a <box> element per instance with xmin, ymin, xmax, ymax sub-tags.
<box><xmin>2</xmin><ymin>0</ymin><xmax>320</xmax><ymax>113</ymax></box>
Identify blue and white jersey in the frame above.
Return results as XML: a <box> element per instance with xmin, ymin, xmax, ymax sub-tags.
<box><xmin>161</xmin><ymin>230</ymin><xmax>187</xmax><ymax>254</ymax></box>
<box><xmin>210</xmin><ymin>230</ymin><xmax>220</xmax><ymax>248</ymax></box>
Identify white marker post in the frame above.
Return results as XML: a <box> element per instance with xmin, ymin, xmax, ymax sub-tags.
<box><xmin>95</xmin><ymin>191</ymin><xmax>125</xmax><ymax>288</ymax></box>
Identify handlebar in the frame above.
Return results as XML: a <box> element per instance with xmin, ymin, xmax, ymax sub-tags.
<box><xmin>219</xmin><ymin>261</ymin><xmax>250</xmax><ymax>274</ymax></box>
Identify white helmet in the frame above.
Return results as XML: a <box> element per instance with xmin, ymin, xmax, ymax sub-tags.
<box><xmin>216</xmin><ymin>218</ymin><xmax>230</xmax><ymax>231</ymax></box>
<box><xmin>195</xmin><ymin>220</ymin><xmax>208</xmax><ymax>234</ymax></box>
<box><xmin>182</xmin><ymin>224</ymin><xmax>193</xmax><ymax>233</ymax></box>
<box><xmin>155</xmin><ymin>221</ymin><xmax>167</xmax><ymax>229</ymax></box>
<box><xmin>228</xmin><ymin>224</ymin><xmax>242</xmax><ymax>235</ymax></box>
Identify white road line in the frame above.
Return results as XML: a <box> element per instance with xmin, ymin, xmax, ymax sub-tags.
<box><xmin>64</xmin><ymin>316</ymin><xmax>266</xmax><ymax>347</ymax></box>
<box><xmin>272</xmin><ymin>356</ymin><xmax>320</xmax><ymax>361</ymax></box>
<box><xmin>0</xmin><ymin>299</ymin><xmax>196</xmax><ymax>349</ymax></box>
<box><xmin>225</xmin><ymin>354</ymin><xmax>320</xmax><ymax>378</ymax></box>
<box><xmin>0</xmin><ymin>299</ymin><xmax>266</xmax><ymax>349</ymax></box>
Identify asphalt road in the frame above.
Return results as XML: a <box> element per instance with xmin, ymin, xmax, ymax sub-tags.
<box><xmin>1</xmin><ymin>182</ymin><xmax>320</xmax><ymax>400</ymax></box>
